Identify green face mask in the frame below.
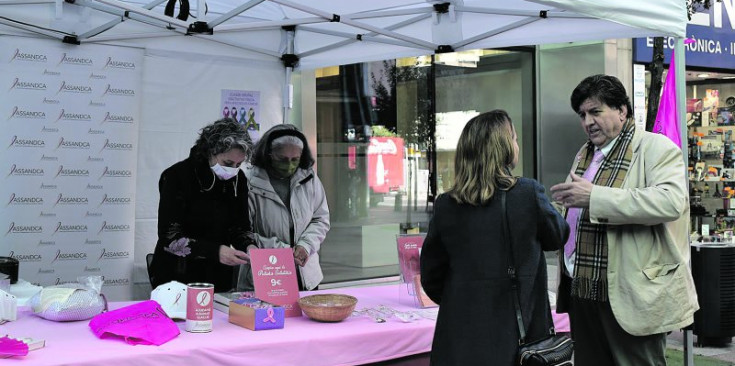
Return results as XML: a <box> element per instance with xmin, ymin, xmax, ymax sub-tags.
<box><xmin>272</xmin><ymin>160</ymin><xmax>299</xmax><ymax>177</ymax></box>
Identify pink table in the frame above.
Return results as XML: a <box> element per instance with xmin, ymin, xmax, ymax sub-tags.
<box><xmin>2</xmin><ymin>284</ymin><xmax>569</xmax><ymax>366</ymax></box>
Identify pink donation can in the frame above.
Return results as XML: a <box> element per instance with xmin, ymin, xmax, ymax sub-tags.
<box><xmin>186</xmin><ymin>283</ymin><xmax>214</xmax><ymax>333</ymax></box>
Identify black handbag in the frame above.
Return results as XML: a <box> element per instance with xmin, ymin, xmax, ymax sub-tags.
<box><xmin>499</xmin><ymin>190</ymin><xmax>574</xmax><ymax>366</ymax></box>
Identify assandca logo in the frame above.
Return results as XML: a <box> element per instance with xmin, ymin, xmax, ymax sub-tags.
<box><xmin>56</xmin><ymin>81</ymin><xmax>92</xmax><ymax>94</ymax></box>
<box><xmin>38</xmin><ymin>239</ymin><xmax>55</xmax><ymax>246</ymax></box>
<box><xmin>54</xmin><ymin>222</ymin><xmax>88</xmax><ymax>235</ymax></box>
<box><xmin>88</xmin><ymin>128</ymin><xmax>104</xmax><ymax>135</ymax></box>
<box><xmin>43</xmin><ymin>97</ymin><xmax>60</xmax><ymax>104</ymax></box>
<box><xmin>56</xmin><ymin>165</ymin><xmax>89</xmax><ymax>178</ymax></box>
<box><xmin>85</xmin><ymin>238</ymin><xmax>102</xmax><ymax>245</ymax></box>
<box><xmin>58</xmin><ymin>53</ymin><xmax>93</xmax><ymax>66</ymax></box>
<box><xmin>10</xmin><ymin>49</ymin><xmax>47</xmax><ymax>63</ymax></box>
<box><xmin>40</xmin><ymin>183</ymin><xmax>57</xmax><ymax>189</ymax></box>
<box><xmin>7</xmin><ymin>164</ymin><xmax>44</xmax><ymax>177</ymax></box>
<box><xmin>56</xmin><ymin>109</ymin><xmax>92</xmax><ymax>122</ymax></box>
<box><xmin>10</xmin><ymin>78</ymin><xmax>47</xmax><ymax>91</ymax></box>
<box><xmin>89</xmin><ymin>100</ymin><xmax>106</xmax><ymax>107</ymax></box>
<box><xmin>88</xmin><ymin>156</ymin><xmax>104</xmax><ymax>162</ymax></box>
<box><xmin>57</xmin><ymin>137</ymin><xmax>90</xmax><ymax>149</ymax></box>
<box><xmin>8</xmin><ymin>136</ymin><xmax>45</xmax><ymax>148</ymax></box>
<box><xmin>104</xmin><ymin>57</ymin><xmax>136</xmax><ymax>70</ymax></box>
<box><xmin>101</xmin><ymin>84</ymin><xmax>135</xmax><ymax>97</ymax></box>
<box><xmin>99</xmin><ymin>194</ymin><xmax>131</xmax><ymax>206</ymax></box>
<box><xmin>8</xmin><ymin>106</ymin><xmax>46</xmax><ymax>120</ymax></box>
<box><xmin>99</xmin><ymin>166</ymin><xmax>132</xmax><ymax>179</ymax></box>
<box><xmin>55</xmin><ymin>278</ymin><xmax>77</xmax><ymax>285</ymax></box>
<box><xmin>6</xmin><ymin>222</ymin><xmax>43</xmax><ymax>235</ymax></box>
<box><xmin>89</xmin><ymin>73</ymin><xmax>106</xmax><ymax>80</ymax></box>
<box><xmin>52</xmin><ymin>249</ymin><xmax>87</xmax><ymax>263</ymax></box>
<box><xmin>98</xmin><ymin>221</ymin><xmax>131</xmax><ymax>234</ymax></box>
<box><xmin>100</xmin><ymin>139</ymin><xmax>133</xmax><ymax>152</ymax></box>
<box><xmin>103</xmin><ymin>276</ymin><xmax>130</xmax><ymax>286</ymax></box>
<box><xmin>98</xmin><ymin>248</ymin><xmax>130</xmax><ymax>261</ymax></box>
<box><xmin>84</xmin><ymin>266</ymin><xmax>101</xmax><ymax>272</ymax></box>
<box><xmin>42</xmin><ymin>69</ymin><xmax>60</xmax><ymax>76</ymax></box>
<box><xmin>38</xmin><ymin>268</ymin><xmax>55</xmax><ymax>274</ymax></box>
<box><xmin>7</xmin><ymin>193</ymin><xmax>43</xmax><ymax>205</ymax></box>
<box><xmin>86</xmin><ymin>184</ymin><xmax>103</xmax><ymax>190</ymax></box>
<box><xmin>55</xmin><ymin>193</ymin><xmax>88</xmax><ymax>206</ymax></box>
<box><xmin>101</xmin><ymin>112</ymin><xmax>134</xmax><ymax>124</ymax></box>
<box><xmin>40</xmin><ymin>154</ymin><xmax>58</xmax><ymax>161</ymax></box>
<box><xmin>39</xmin><ymin>211</ymin><xmax>56</xmax><ymax>217</ymax></box>
<box><xmin>9</xmin><ymin>251</ymin><xmax>42</xmax><ymax>262</ymax></box>
<box><xmin>41</xmin><ymin>126</ymin><xmax>59</xmax><ymax>133</ymax></box>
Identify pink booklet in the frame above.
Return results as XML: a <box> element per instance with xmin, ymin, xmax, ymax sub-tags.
<box><xmin>250</xmin><ymin>248</ymin><xmax>301</xmax><ymax>317</ymax></box>
<box><xmin>396</xmin><ymin>234</ymin><xmax>426</xmax><ymax>284</ymax></box>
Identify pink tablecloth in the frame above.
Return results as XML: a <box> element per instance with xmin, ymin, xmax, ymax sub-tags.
<box><xmin>2</xmin><ymin>284</ymin><xmax>570</xmax><ymax>366</ymax></box>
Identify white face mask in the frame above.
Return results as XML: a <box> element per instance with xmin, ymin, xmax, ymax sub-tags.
<box><xmin>210</xmin><ymin>163</ymin><xmax>239</xmax><ymax>180</ymax></box>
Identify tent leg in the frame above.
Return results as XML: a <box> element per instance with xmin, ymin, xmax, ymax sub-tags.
<box><xmin>675</xmin><ymin>37</ymin><xmax>694</xmax><ymax>366</ymax></box>
<box><xmin>284</xmin><ymin>66</ymin><xmax>292</xmax><ymax>124</ymax></box>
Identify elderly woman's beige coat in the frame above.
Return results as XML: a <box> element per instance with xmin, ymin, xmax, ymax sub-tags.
<box><xmin>237</xmin><ymin>165</ymin><xmax>330</xmax><ymax>291</ymax></box>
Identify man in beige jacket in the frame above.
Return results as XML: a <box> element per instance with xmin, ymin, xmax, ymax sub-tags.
<box><xmin>550</xmin><ymin>74</ymin><xmax>698</xmax><ymax>366</ymax></box>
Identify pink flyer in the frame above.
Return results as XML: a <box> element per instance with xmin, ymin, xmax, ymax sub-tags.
<box><xmin>396</xmin><ymin>234</ymin><xmax>426</xmax><ymax>284</ymax></box>
<box><xmin>250</xmin><ymin>248</ymin><xmax>301</xmax><ymax>317</ymax></box>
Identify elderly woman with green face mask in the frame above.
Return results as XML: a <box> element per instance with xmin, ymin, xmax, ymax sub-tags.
<box><xmin>237</xmin><ymin>124</ymin><xmax>330</xmax><ymax>291</ymax></box>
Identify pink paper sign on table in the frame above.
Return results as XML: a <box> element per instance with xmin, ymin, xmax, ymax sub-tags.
<box><xmin>250</xmin><ymin>248</ymin><xmax>301</xmax><ymax>317</ymax></box>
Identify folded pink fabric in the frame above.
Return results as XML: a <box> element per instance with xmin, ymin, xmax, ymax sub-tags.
<box><xmin>89</xmin><ymin>300</ymin><xmax>180</xmax><ymax>346</ymax></box>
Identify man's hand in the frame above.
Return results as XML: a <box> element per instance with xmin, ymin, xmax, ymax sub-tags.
<box><xmin>550</xmin><ymin>172</ymin><xmax>594</xmax><ymax>209</ymax></box>
<box><xmin>219</xmin><ymin>245</ymin><xmax>250</xmax><ymax>266</ymax></box>
<box><xmin>293</xmin><ymin>246</ymin><xmax>309</xmax><ymax>267</ymax></box>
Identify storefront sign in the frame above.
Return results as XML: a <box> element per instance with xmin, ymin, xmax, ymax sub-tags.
<box><xmin>633</xmin><ymin>3</ymin><xmax>735</xmax><ymax>69</ymax></box>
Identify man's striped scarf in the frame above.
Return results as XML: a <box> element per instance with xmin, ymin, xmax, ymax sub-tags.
<box><xmin>571</xmin><ymin>119</ymin><xmax>635</xmax><ymax>301</ymax></box>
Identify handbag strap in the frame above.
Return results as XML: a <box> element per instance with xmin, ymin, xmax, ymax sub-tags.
<box><xmin>500</xmin><ymin>190</ymin><xmax>527</xmax><ymax>345</ymax></box>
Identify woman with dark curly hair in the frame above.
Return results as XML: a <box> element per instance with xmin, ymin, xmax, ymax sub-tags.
<box><xmin>150</xmin><ymin>118</ymin><xmax>256</xmax><ymax>292</ymax></box>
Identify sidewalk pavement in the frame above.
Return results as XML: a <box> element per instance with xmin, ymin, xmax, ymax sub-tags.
<box><xmin>546</xmin><ymin>254</ymin><xmax>735</xmax><ymax>365</ymax></box>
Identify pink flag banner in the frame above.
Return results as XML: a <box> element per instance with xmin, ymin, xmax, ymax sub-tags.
<box><xmin>653</xmin><ymin>39</ymin><xmax>695</xmax><ymax>149</ymax></box>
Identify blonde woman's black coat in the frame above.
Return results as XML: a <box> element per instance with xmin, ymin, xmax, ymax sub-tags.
<box><xmin>420</xmin><ymin>178</ymin><xmax>569</xmax><ymax>366</ymax></box>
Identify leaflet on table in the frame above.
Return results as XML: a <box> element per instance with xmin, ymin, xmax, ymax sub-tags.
<box><xmin>213</xmin><ymin>291</ymin><xmax>255</xmax><ymax>313</ymax></box>
<box><xmin>396</xmin><ymin>234</ymin><xmax>426</xmax><ymax>284</ymax></box>
<box><xmin>250</xmin><ymin>248</ymin><xmax>301</xmax><ymax>317</ymax></box>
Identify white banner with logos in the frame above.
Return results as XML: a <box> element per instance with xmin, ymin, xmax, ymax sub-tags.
<box><xmin>0</xmin><ymin>36</ymin><xmax>141</xmax><ymax>301</ymax></box>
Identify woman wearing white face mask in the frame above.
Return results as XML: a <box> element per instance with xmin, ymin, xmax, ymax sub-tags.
<box><xmin>237</xmin><ymin>124</ymin><xmax>330</xmax><ymax>291</ymax></box>
<box><xmin>150</xmin><ymin>118</ymin><xmax>256</xmax><ymax>292</ymax></box>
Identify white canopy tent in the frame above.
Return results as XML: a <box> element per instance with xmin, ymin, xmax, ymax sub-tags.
<box><xmin>0</xmin><ymin>0</ymin><xmax>686</xmax><ymax>69</ymax></box>
<box><xmin>0</xmin><ymin>0</ymin><xmax>689</xmax><ymax>124</ymax></box>
<box><xmin>0</xmin><ymin>1</ymin><xmax>694</xmax><ymax>362</ymax></box>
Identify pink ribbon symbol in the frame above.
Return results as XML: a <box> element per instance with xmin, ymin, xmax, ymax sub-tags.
<box><xmin>173</xmin><ymin>293</ymin><xmax>182</xmax><ymax>305</ymax></box>
<box><xmin>262</xmin><ymin>308</ymin><xmax>276</xmax><ymax>323</ymax></box>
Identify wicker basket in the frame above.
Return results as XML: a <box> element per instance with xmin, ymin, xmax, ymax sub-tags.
<box><xmin>298</xmin><ymin>294</ymin><xmax>358</xmax><ymax>322</ymax></box>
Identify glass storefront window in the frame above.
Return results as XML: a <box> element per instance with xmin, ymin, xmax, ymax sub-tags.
<box><xmin>316</xmin><ymin>49</ymin><xmax>534</xmax><ymax>285</ymax></box>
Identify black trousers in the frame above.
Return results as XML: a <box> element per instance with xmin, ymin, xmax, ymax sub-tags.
<box><xmin>569</xmin><ymin>297</ymin><xmax>667</xmax><ymax>366</ymax></box>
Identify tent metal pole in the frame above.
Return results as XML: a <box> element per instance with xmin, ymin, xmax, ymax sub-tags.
<box><xmin>93</xmin><ymin>0</ymin><xmax>190</xmax><ymax>30</ymax></box>
<box><xmin>270</xmin><ymin>0</ymin><xmax>437</xmax><ymax>49</ymax></box>
<box><xmin>299</xmin><ymin>13</ymin><xmax>430</xmax><ymax>58</ymax></box>
<box><xmin>76</xmin><ymin>0</ymin><xmax>167</xmax><ymax>40</ymax></box>
<box><xmin>452</xmin><ymin>16</ymin><xmax>538</xmax><ymax>49</ymax></box>
<box><xmin>283</xmin><ymin>27</ymin><xmax>295</xmax><ymax>124</ymax></box>
<box><xmin>298</xmin><ymin>27</ymin><xmax>431</xmax><ymax>50</ymax></box>
<box><xmin>456</xmin><ymin>5</ymin><xmax>591</xmax><ymax>19</ymax></box>
<box><xmin>675</xmin><ymin>36</ymin><xmax>694</xmax><ymax>366</ymax></box>
<box><xmin>345</xmin><ymin>8</ymin><xmax>431</xmax><ymax>20</ymax></box>
<box><xmin>0</xmin><ymin>17</ymin><xmax>65</xmax><ymax>40</ymax></box>
<box><xmin>0</xmin><ymin>0</ymin><xmax>53</xmax><ymax>4</ymax></box>
<box><xmin>207</xmin><ymin>0</ymin><xmax>264</xmax><ymax>28</ymax></box>
<box><xmin>214</xmin><ymin>17</ymin><xmax>325</xmax><ymax>32</ymax></box>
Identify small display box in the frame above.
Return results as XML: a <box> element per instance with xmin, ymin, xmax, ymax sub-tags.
<box><xmin>228</xmin><ymin>298</ymin><xmax>284</xmax><ymax>331</ymax></box>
